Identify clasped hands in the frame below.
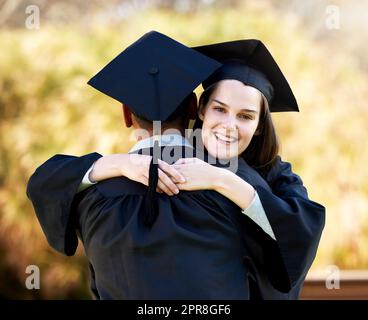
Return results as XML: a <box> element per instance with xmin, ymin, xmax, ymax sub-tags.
<box><xmin>123</xmin><ymin>154</ymin><xmax>222</xmax><ymax>196</ymax></box>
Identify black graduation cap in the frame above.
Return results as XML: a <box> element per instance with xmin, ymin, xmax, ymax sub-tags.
<box><xmin>87</xmin><ymin>31</ymin><xmax>221</xmax><ymax>227</ymax></box>
<box><xmin>192</xmin><ymin>39</ymin><xmax>299</xmax><ymax>112</ymax></box>
<box><xmin>88</xmin><ymin>31</ymin><xmax>221</xmax><ymax>121</ymax></box>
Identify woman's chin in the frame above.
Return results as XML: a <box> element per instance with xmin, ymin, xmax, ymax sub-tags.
<box><xmin>206</xmin><ymin>146</ymin><xmax>238</xmax><ymax>161</ymax></box>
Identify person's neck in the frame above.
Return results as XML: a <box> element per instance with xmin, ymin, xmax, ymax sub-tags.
<box><xmin>129</xmin><ymin>130</ymin><xmax>192</xmax><ymax>154</ymax></box>
<box><xmin>135</xmin><ymin>125</ymin><xmax>185</xmax><ymax>141</ymax></box>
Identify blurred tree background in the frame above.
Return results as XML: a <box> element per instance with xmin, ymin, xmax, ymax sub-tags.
<box><xmin>0</xmin><ymin>0</ymin><xmax>367</xmax><ymax>299</ymax></box>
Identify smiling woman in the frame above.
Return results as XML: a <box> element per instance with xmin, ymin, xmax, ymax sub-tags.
<box><xmin>198</xmin><ymin>79</ymin><xmax>265</xmax><ymax>161</ymax></box>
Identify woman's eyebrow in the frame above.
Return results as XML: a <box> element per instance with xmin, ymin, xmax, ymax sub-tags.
<box><xmin>240</xmin><ymin>108</ymin><xmax>258</xmax><ymax>114</ymax></box>
<box><xmin>212</xmin><ymin>99</ymin><xmax>258</xmax><ymax>114</ymax></box>
<box><xmin>211</xmin><ymin>98</ymin><xmax>228</xmax><ymax>107</ymax></box>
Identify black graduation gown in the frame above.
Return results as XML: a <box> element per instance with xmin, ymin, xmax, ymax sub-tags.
<box><xmin>26</xmin><ymin>149</ymin><xmax>325</xmax><ymax>299</ymax></box>
<box><xmin>75</xmin><ymin>157</ymin><xmax>251</xmax><ymax>299</ymax></box>
<box><xmin>234</xmin><ymin>158</ymin><xmax>325</xmax><ymax>299</ymax></box>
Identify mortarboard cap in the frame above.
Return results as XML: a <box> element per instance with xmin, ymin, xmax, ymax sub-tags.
<box><xmin>193</xmin><ymin>39</ymin><xmax>299</xmax><ymax>112</ymax></box>
<box><xmin>87</xmin><ymin>31</ymin><xmax>221</xmax><ymax>228</ymax></box>
<box><xmin>88</xmin><ymin>31</ymin><xmax>221</xmax><ymax>121</ymax></box>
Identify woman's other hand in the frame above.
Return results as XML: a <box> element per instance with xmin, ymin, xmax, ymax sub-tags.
<box><xmin>171</xmin><ymin>158</ymin><xmax>222</xmax><ymax>191</ymax></box>
<box><xmin>121</xmin><ymin>154</ymin><xmax>186</xmax><ymax>196</ymax></box>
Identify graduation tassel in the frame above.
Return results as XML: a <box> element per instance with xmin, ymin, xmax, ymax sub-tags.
<box><xmin>144</xmin><ymin>140</ymin><xmax>160</xmax><ymax>227</ymax></box>
<box><xmin>143</xmin><ymin>63</ymin><xmax>161</xmax><ymax>228</ymax></box>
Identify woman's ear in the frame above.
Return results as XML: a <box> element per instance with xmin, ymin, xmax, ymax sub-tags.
<box><xmin>198</xmin><ymin>110</ymin><xmax>204</xmax><ymax>121</ymax></box>
<box><xmin>198</xmin><ymin>103</ymin><xmax>205</xmax><ymax>121</ymax></box>
<box><xmin>122</xmin><ymin>104</ymin><xmax>133</xmax><ymax>128</ymax></box>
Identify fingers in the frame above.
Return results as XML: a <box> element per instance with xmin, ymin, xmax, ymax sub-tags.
<box><xmin>140</xmin><ymin>172</ymin><xmax>171</xmax><ymax>195</ymax></box>
<box><xmin>141</xmin><ymin>158</ymin><xmax>202</xmax><ymax>196</ymax></box>
<box><xmin>158</xmin><ymin>159</ymin><xmax>186</xmax><ymax>183</ymax></box>
<box><xmin>157</xmin><ymin>168</ymin><xmax>179</xmax><ymax>196</ymax></box>
<box><xmin>141</xmin><ymin>168</ymin><xmax>177</xmax><ymax>196</ymax></box>
<box><xmin>157</xmin><ymin>180</ymin><xmax>173</xmax><ymax>196</ymax></box>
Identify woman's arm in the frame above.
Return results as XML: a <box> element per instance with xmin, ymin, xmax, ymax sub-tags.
<box><xmin>172</xmin><ymin>158</ymin><xmax>276</xmax><ymax>238</ymax></box>
<box><xmin>173</xmin><ymin>158</ymin><xmax>256</xmax><ymax>209</ymax></box>
<box><xmin>214</xmin><ymin>168</ymin><xmax>256</xmax><ymax>209</ymax></box>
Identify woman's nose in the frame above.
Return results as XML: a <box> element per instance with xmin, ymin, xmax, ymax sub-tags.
<box><xmin>222</xmin><ymin>115</ymin><xmax>237</xmax><ymax>131</ymax></box>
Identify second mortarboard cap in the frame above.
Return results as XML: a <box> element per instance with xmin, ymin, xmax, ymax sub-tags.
<box><xmin>193</xmin><ymin>39</ymin><xmax>299</xmax><ymax>112</ymax></box>
<box><xmin>87</xmin><ymin>31</ymin><xmax>221</xmax><ymax>121</ymax></box>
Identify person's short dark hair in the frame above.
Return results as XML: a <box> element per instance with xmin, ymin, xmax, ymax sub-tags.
<box><xmin>132</xmin><ymin>93</ymin><xmax>194</xmax><ymax>129</ymax></box>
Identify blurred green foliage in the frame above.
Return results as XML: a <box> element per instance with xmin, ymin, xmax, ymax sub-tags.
<box><xmin>1</xmin><ymin>3</ymin><xmax>368</xmax><ymax>299</ymax></box>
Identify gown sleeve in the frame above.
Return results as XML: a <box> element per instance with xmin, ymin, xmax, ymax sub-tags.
<box><xmin>26</xmin><ymin>152</ymin><xmax>103</xmax><ymax>256</ymax></box>
<box><xmin>246</xmin><ymin>156</ymin><xmax>326</xmax><ymax>293</ymax></box>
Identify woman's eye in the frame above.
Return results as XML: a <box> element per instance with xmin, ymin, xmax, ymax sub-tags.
<box><xmin>213</xmin><ymin>106</ymin><xmax>226</xmax><ymax>113</ymax></box>
<box><xmin>238</xmin><ymin>114</ymin><xmax>253</xmax><ymax>120</ymax></box>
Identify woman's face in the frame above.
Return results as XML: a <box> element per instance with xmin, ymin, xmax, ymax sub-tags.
<box><xmin>199</xmin><ymin>80</ymin><xmax>262</xmax><ymax>160</ymax></box>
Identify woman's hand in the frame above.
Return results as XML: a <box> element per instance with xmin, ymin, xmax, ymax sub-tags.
<box><xmin>171</xmin><ymin>158</ymin><xmax>223</xmax><ymax>191</ymax></box>
<box><xmin>90</xmin><ymin>154</ymin><xmax>185</xmax><ymax>196</ymax></box>
<box><xmin>120</xmin><ymin>154</ymin><xmax>187</xmax><ymax>196</ymax></box>
<box><xmin>171</xmin><ymin>157</ymin><xmax>256</xmax><ymax>209</ymax></box>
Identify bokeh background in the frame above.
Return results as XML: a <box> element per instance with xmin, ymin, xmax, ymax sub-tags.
<box><xmin>1</xmin><ymin>0</ymin><xmax>367</xmax><ymax>299</ymax></box>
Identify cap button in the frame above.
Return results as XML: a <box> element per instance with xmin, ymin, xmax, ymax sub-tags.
<box><xmin>149</xmin><ymin>66</ymin><xmax>159</xmax><ymax>75</ymax></box>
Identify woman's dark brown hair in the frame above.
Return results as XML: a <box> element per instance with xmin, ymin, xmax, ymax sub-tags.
<box><xmin>194</xmin><ymin>81</ymin><xmax>280</xmax><ymax>174</ymax></box>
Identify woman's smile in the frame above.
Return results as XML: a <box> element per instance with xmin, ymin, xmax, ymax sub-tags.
<box><xmin>213</xmin><ymin>131</ymin><xmax>238</xmax><ymax>144</ymax></box>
